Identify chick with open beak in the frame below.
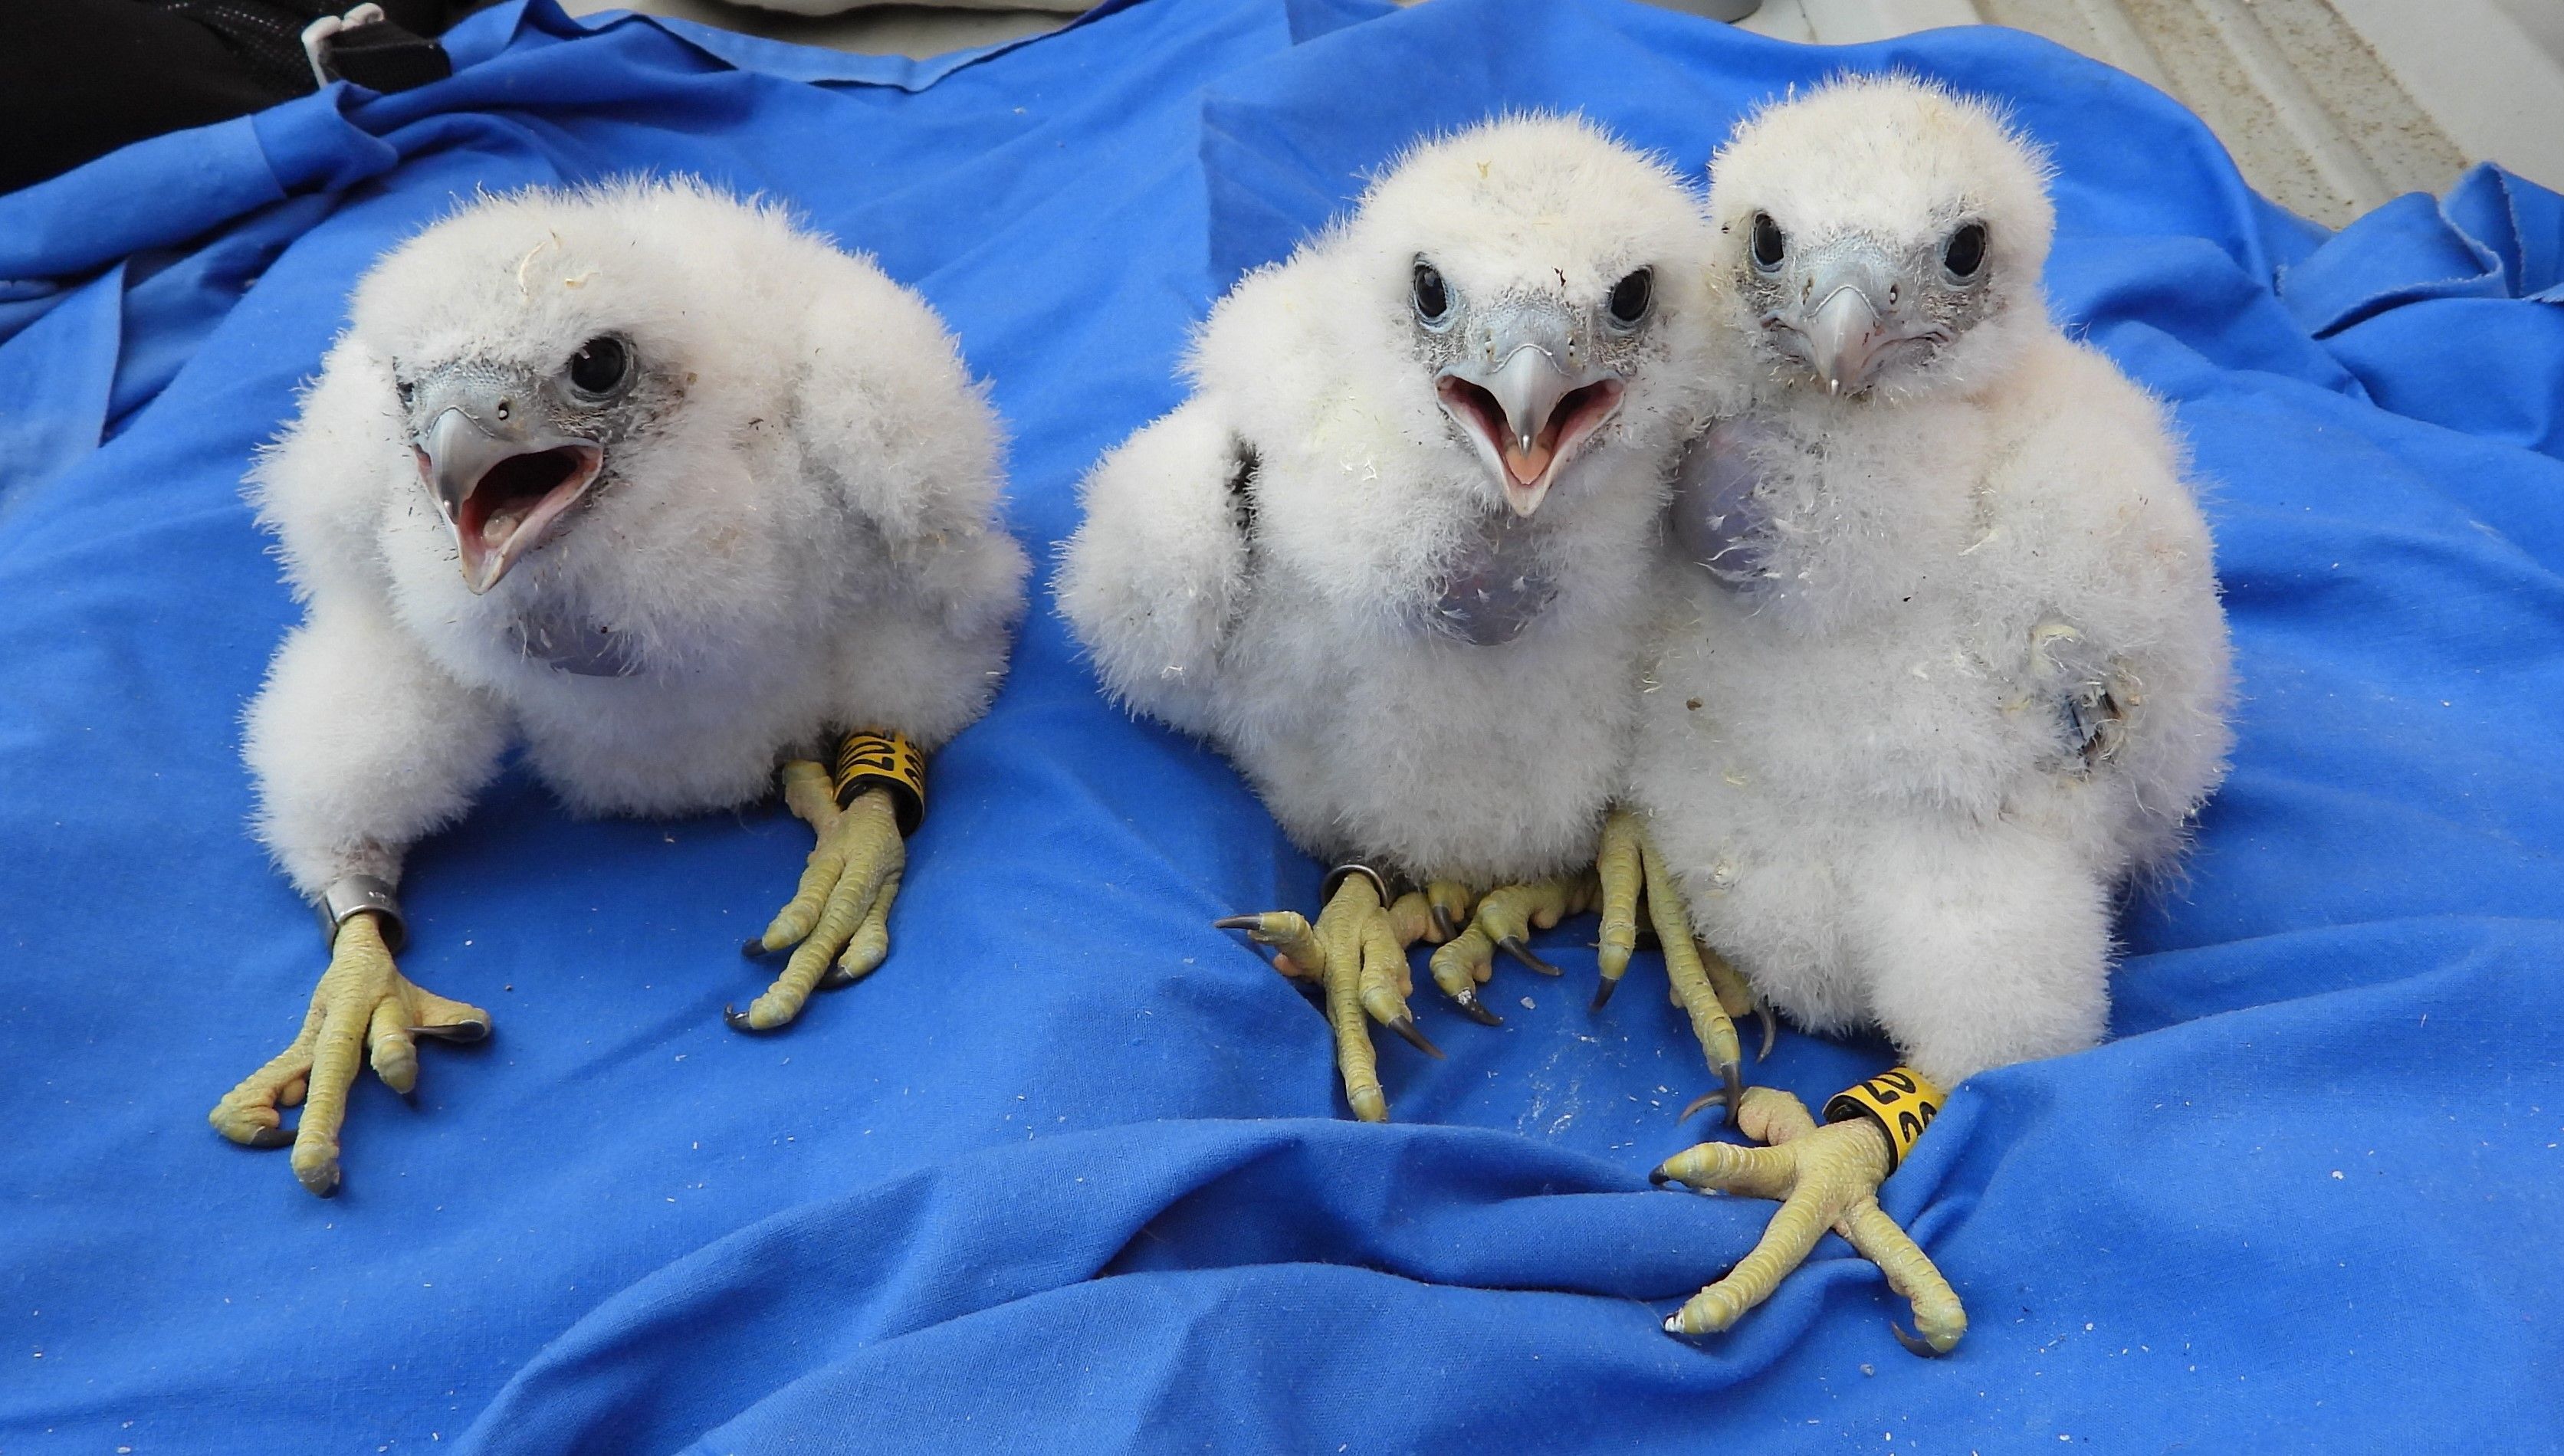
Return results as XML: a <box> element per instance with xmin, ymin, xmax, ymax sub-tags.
<box><xmin>1064</xmin><ymin>116</ymin><xmax>1744</xmax><ymax>1124</ymax></box>
<box><xmin>1429</xmin><ymin>271</ymin><xmax>1640</xmax><ymax>519</ymax></box>
<box><xmin>211</xmin><ymin>179</ymin><xmax>1029</xmax><ymax>1199</ymax></box>
<box><xmin>408</xmin><ymin>343</ymin><xmax>623</xmax><ymax>596</ymax></box>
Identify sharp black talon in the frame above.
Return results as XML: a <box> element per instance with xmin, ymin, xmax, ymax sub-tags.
<box><xmin>1679</xmin><ymin>1087</ymin><xmax>1731</xmax><ymax>1122</ymax></box>
<box><xmin>1387</xmin><ymin>1015</ymin><xmax>1446</xmax><ymax>1059</ymax></box>
<box><xmin>1449</xmin><ymin>989</ymin><xmax>1503</xmax><ymax>1026</ymax></box>
<box><xmin>1430</xmin><ymin>903</ymin><xmax>1458</xmax><ymax>941</ymax></box>
<box><xmin>1590</xmin><ymin>975</ymin><xmax>1622</xmax><ymax>1012</ymax></box>
<box><xmin>1892</xmin><ymin>1322</ymin><xmax>1951</xmax><ymax>1358</ymax></box>
<box><xmin>245</xmin><ymin>1126</ymin><xmax>296</xmax><ymax>1149</ymax></box>
<box><xmin>415</xmin><ymin>1018</ymin><xmax>491</xmax><ymax>1044</ymax></box>
<box><xmin>1755</xmin><ymin>1005</ymin><xmax>1778</xmax><ymax>1061</ymax></box>
<box><xmin>1496</xmin><ymin>936</ymin><xmax>1561</xmax><ymax>976</ymax></box>
<box><xmin>1212</xmin><ymin>915</ymin><xmax>1262</xmax><ymax>933</ymax></box>
<box><xmin>724</xmin><ymin>1003</ymin><xmax>782</xmax><ymax>1035</ymax></box>
<box><xmin>816</xmin><ymin>965</ymin><xmax>856</xmax><ymax>990</ymax></box>
<box><xmin>741</xmin><ymin>936</ymin><xmax>770</xmax><ymax>959</ymax></box>
<box><xmin>1647</xmin><ymin>1167</ymin><xmax>1673</xmax><ymax>1188</ymax></box>
<box><xmin>1718</xmin><ymin>1063</ymin><xmax>1745</xmax><ymax>1126</ymax></box>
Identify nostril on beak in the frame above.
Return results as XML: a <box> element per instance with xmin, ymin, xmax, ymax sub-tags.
<box><xmin>495</xmin><ymin>399</ymin><xmax>514</xmax><ymax>421</ymax></box>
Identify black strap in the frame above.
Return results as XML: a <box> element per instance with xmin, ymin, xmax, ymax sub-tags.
<box><xmin>320</xmin><ymin>15</ymin><xmax>452</xmax><ymax>92</ymax></box>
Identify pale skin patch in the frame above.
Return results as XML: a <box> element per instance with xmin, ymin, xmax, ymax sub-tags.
<box><xmin>1653</xmin><ymin>1085</ymin><xmax>1965</xmax><ymax>1356</ymax></box>
<box><xmin>733</xmin><ymin>759</ymin><xmax>904</xmax><ymax>1033</ymax></box>
<box><xmin>208</xmin><ymin>912</ymin><xmax>491</xmax><ymax>1197</ymax></box>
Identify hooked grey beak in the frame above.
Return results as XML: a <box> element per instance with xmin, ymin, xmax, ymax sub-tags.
<box><xmin>409</xmin><ymin>370</ymin><xmax>602</xmax><ymax>595</ymax></box>
<box><xmin>1806</xmin><ymin>281</ymin><xmax>1886</xmax><ymax>397</ymax></box>
<box><xmin>1436</xmin><ymin>300</ymin><xmax>1626</xmax><ymax>517</ymax></box>
<box><xmin>1774</xmin><ymin>241</ymin><xmax>1947</xmax><ymax>398</ymax></box>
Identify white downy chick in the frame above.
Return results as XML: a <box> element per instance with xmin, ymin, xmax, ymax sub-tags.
<box><xmin>1630</xmin><ymin>77</ymin><xmax>2234</xmax><ymax>1358</ymax></box>
<box><xmin>218</xmin><ymin>179</ymin><xmax>1028</xmax><ymax>1195</ymax></box>
<box><xmin>1058</xmin><ymin>116</ymin><xmax>1720</xmax><ymax>1118</ymax></box>
<box><xmin>1633</xmin><ymin>76</ymin><xmax>2234</xmax><ymax>1090</ymax></box>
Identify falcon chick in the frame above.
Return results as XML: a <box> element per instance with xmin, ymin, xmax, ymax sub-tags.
<box><xmin>1058</xmin><ymin>116</ymin><xmax>1726</xmax><ymax>1120</ymax></box>
<box><xmin>1630</xmin><ymin>77</ymin><xmax>2233</xmax><ymax>1348</ymax></box>
<box><xmin>212</xmin><ymin>179</ymin><xmax>1028</xmax><ymax>1195</ymax></box>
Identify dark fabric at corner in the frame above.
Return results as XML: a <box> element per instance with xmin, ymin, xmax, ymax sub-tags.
<box><xmin>1</xmin><ymin>1</ymin><xmax>2559</xmax><ymax>1451</ymax></box>
<box><xmin>0</xmin><ymin>0</ymin><xmax>290</xmax><ymax>193</ymax></box>
<box><xmin>0</xmin><ymin>0</ymin><xmax>485</xmax><ymax>194</ymax></box>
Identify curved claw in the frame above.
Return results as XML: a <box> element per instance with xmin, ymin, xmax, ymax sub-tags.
<box><xmin>1590</xmin><ymin>975</ymin><xmax>1620</xmax><ymax>1012</ymax></box>
<box><xmin>741</xmin><ymin>936</ymin><xmax>770</xmax><ymax>959</ymax></box>
<box><xmin>1495</xmin><ymin>935</ymin><xmax>1562</xmax><ymax>977</ymax></box>
<box><xmin>723</xmin><ymin>1003</ymin><xmax>783</xmax><ymax>1035</ymax></box>
<box><xmin>1892</xmin><ymin>1322</ymin><xmax>1953</xmax><ymax>1359</ymax></box>
<box><xmin>1679</xmin><ymin>1086</ymin><xmax>1732</xmax><ymax>1123</ymax></box>
<box><xmin>1448</xmin><ymin>985</ymin><xmax>1504</xmax><ymax>1025</ymax></box>
<box><xmin>815</xmin><ymin>965</ymin><xmax>857</xmax><ymax>991</ymax></box>
<box><xmin>1716</xmin><ymin>1061</ymin><xmax>1745</xmax><ymax>1125</ymax></box>
<box><xmin>1430</xmin><ymin>903</ymin><xmax>1458</xmax><ymax>941</ymax></box>
<box><xmin>1211</xmin><ymin>915</ymin><xmax>1262</xmax><ymax>933</ymax></box>
<box><xmin>412</xmin><ymin>1018</ymin><xmax>491</xmax><ymax>1044</ymax></box>
<box><xmin>1756</xmin><ymin>1004</ymin><xmax>1778</xmax><ymax>1061</ymax></box>
<box><xmin>242</xmin><ymin>1126</ymin><xmax>297</xmax><ymax>1150</ymax></box>
<box><xmin>1676</xmin><ymin>1063</ymin><xmax>1745</xmax><ymax>1124</ymax></box>
<box><xmin>1387</xmin><ymin>1014</ymin><xmax>1446</xmax><ymax>1059</ymax></box>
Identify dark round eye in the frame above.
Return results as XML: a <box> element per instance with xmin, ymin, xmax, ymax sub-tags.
<box><xmin>1943</xmin><ymin>222</ymin><xmax>1988</xmax><ymax>280</ymax></box>
<box><xmin>1606</xmin><ymin>267</ymin><xmax>1653</xmax><ymax>327</ymax></box>
<box><xmin>1750</xmin><ymin>212</ymin><xmax>1786</xmax><ymax>271</ymax></box>
<box><xmin>566</xmin><ymin>336</ymin><xmax>630</xmax><ymax>397</ymax></box>
<box><xmin>394</xmin><ymin>377</ymin><xmax>415</xmax><ymax>408</ymax></box>
<box><xmin>1412</xmin><ymin>261</ymin><xmax>1450</xmax><ymax>326</ymax></box>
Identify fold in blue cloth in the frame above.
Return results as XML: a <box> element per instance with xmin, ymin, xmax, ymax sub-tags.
<box><xmin>2</xmin><ymin>2</ymin><xmax>2559</xmax><ymax>1451</ymax></box>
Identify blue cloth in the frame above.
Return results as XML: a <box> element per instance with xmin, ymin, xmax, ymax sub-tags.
<box><xmin>3</xmin><ymin>0</ymin><xmax>2561</xmax><ymax>1450</ymax></box>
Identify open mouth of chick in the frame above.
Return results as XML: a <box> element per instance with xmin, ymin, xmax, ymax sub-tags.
<box><xmin>1436</xmin><ymin>375</ymin><xmax>1625</xmax><ymax>511</ymax></box>
<box><xmin>444</xmin><ymin>445</ymin><xmax>602</xmax><ymax>592</ymax></box>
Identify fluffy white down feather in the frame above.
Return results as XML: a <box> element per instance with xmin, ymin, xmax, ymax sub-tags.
<box><xmin>1631</xmin><ymin>78</ymin><xmax>2234</xmax><ymax>1085</ymax></box>
<box><xmin>245</xmin><ymin>179</ymin><xmax>1027</xmax><ymax>895</ymax></box>
<box><xmin>1059</xmin><ymin>116</ymin><xmax>1721</xmax><ymax>887</ymax></box>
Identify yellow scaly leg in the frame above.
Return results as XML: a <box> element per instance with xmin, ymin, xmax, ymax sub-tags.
<box><xmin>733</xmin><ymin>759</ymin><xmax>907</xmax><ymax>1032</ymax></box>
<box><xmin>1426</xmin><ymin>874</ymin><xmax>1599</xmax><ymax>1024</ymax></box>
<box><xmin>1653</xmin><ymin>1072</ymin><xmax>1965</xmax><ymax>1356</ymax></box>
<box><xmin>1592</xmin><ymin>807</ymin><xmax>1773</xmax><ymax>1123</ymax></box>
<box><xmin>208</xmin><ymin>911</ymin><xmax>489</xmax><ymax>1197</ymax></box>
<box><xmin>1219</xmin><ymin>871</ymin><xmax>1441</xmax><ymax>1121</ymax></box>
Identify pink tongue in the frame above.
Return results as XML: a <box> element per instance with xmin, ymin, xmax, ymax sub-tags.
<box><xmin>1504</xmin><ymin>439</ymin><xmax>1553</xmax><ymax>486</ymax></box>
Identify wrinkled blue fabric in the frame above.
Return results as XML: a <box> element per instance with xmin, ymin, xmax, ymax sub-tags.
<box><xmin>2</xmin><ymin>1</ymin><xmax>2560</xmax><ymax>1451</ymax></box>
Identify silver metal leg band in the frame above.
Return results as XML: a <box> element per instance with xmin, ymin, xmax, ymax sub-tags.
<box><xmin>1318</xmin><ymin>862</ymin><xmax>1391</xmax><ymax>905</ymax></box>
<box><xmin>316</xmin><ymin>874</ymin><xmax>405</xmax><ymax>954</ymax></box>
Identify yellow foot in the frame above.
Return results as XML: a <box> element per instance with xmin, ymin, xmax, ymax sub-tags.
<box><xmin>1594</xmin><ymin>806</ymin><xmax>1774</xmax><ymax>1124</ymax></box>
<box><xmin>1217</xmin><ymin>869</ymin><xmax>1440</xmax><ymax>1122</ymax></box>
<box><xmin>208</xmin><ymin>911</ymin><xmax>490</xmax><ymax>1197</ymax></box>
<box><xmin>733</xmin><ymin>760</ymin><xmax>904</xmax><ymax>1033</ymax></box>
<box><xmin>1426</xmin><ymin>874</ymin><xmax>1597</xmax><ymax>1024</ymax></box>
<box><xmin>1653</xmin><ymin>1085</ymin><xmax>1965</xmax><ymax>1356</ymax></box>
